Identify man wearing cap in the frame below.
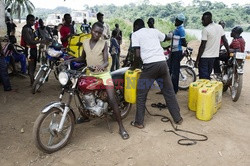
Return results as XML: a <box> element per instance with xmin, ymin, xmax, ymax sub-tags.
<box><xmin>169</xmin><ymin>13</ymin><xmax>187</xmax><ymax>94</ymax></box>
<box><xmin>96</xmin><ymin>12</ymin><xmax>110</xmax><ymax>43</ymax></box>
<box><xmin>195</xmin><ymin>12</ymin><xmax>229</xmax><ymax>80</ymax></box>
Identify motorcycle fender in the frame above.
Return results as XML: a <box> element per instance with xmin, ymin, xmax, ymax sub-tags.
<box><xmin>237</xmin><ymin>69</ymin><xmax>244</xmax><ymax>75</ymax></box>
<box><xmin>41</xmin><ymin>102</ymin><xmax>76</xmax><ymax>122</ymax></box>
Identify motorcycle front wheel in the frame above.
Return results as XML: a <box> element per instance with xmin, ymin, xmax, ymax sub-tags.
<box><xmin>179</xmin><ymin>65</ymin><xmax>196</xmax><ymax>90</ymax></box>
<box><xmin>32</xmin><ymin>70</ymin><xmax>46</xmax><ymax>94</ymax></box>
<box><xmin>33</xmin><ymin>107</ymin><xmax>75</xmax><ymax>153</ymax></box>
<box><xmin>231</xmin><ymin>73</ymin><xmax>243</xmax><ymax>102</ymax></box>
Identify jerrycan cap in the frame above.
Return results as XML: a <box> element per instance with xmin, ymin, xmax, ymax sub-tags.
<box><xmin>193</xmin><ymin>83</ymin><xmax>197</xmax><ymax>87</ymax></box>
<box><xmin>202</xmin><ymin>89</ymin><xmax>207</xmax><ymax>93</ymax></box>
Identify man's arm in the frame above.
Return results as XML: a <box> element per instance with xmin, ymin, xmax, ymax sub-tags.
<box><xmin>221</xmin><ymin>35</ymin><xmax>230</xmax><ymax>55</ymax></box>
<box><xmin>130</xmin><ymin>47</ymin><xmax>140</xmax><ymax>70</ymax></box>
<box><xmin>181</xmin><ymin>38</ymin><xmax>187</xmax><ymax>47</ymax></box>
<box><xmin>195</xmin><ymin>40</ymin><xmax>207</xmax><ymax>68</ymax></box>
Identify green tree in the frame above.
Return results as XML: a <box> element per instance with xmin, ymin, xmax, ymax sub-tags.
<box><xmin>6</xmin><ymin>0</ymin><xmax>35</xmax><ymax>23</ymax></box>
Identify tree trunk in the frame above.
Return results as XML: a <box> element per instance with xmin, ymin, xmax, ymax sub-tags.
<box><xmin>18</xmin><ymin>5</ymin><xmax>21</xmax><ymax>23</ymax></box>
<box><xmin>0</xmin><ymin>0</ymin><xmax>7</xmax><ymax>39</ymax></box>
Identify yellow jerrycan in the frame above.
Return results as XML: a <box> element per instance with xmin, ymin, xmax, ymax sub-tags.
<box><xmin>188</xmin><ymin>79</ymin><xmax>209</xmax><ymax>112</ymax></box>
<box><xmin>209</xmin><ymin>80</ymin><xmax>223</xmax><ymax>114</ymax></box>
<box><xmin>196</xmin><ymin>84</ymin><xmax>216</xmax><ymax>121</ymax></box>
<box><xmin>124</xmin><ymin>69</ymin><xmax>142</xmax><ymax>104</ymax></box>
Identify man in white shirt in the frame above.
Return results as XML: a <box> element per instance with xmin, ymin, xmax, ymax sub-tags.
<box><xmin>195</xmin><ymin>12</ymin><xmax>229</xmax><ymax>79</ymax></box>
<box><xmin>130</xmin><ymin>19</ymin><xmax>183</xmax><ymax>129</ymax></box>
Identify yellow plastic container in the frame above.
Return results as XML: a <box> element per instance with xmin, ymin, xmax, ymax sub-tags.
<box><xmin>67</xmin><ymin>33</ymin><xmax>91</xmax><ymax>57</ymax></box>
<box><xmin>196</xmin><ymin>84</ymin><xmax>216</xmax><ymax>121</ymax></box>
<box><xmin>209</xmin><ymin>81</ymin><xmax>223</xmax><ymax>114</ymax></box>
<box><xmin>124</xmin><ymin>69</ymin><xmax>141</xmax><ymax>104</ymax></box>
<box><xmin>188</xmin><ymin>79</ymin><xmax>209</xmax><ymax>112</ymax></box>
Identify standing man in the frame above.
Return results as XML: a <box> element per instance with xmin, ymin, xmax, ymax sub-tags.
<box><xmin>130</xmin><ymin>19</ymin><xmax>183</xmax><ymax>129</ymax></box>
<box><xmin>195</xmin><ymin>12</ymin><xmax>229</xmax><ymax>79</ymax></box>
<box><xmin>80</xmin><ymin>19</ymin><xmax>90</xmax><ymax>34</ymax></box>
<box><xmin>112</xmin><ymin>23</ymin><xmax>122</xmax><ymax>69</ymax></box>
<box><xmin>169</xmin><ymin>13</ymin><xmax>187</xmax><ymax>94</ymax></box>
<box><xmin>147</xmin><ymin>17</ymin><xmax>155</xmax><ymax>28</ymax></box>
<box><xmin>60</xmin><ymin>13</ymin><xmax>73</xmax><ymax>48</ymax></box>
<box><xmin>21</xmin><ymin>14</ymin><xmax>46</xmax><ymax>85</ymax></box>
<box><xmin>96</xmin><ymin>12</ymin><xmax>110</xmax><ymax>44</ymax></box>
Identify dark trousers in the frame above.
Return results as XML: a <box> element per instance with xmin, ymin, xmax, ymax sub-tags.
<box><xmin>110</xmin><ymin>53</ymin><xmax>119</xmax><ymax>71</ymax></box>
<box><xmin>198</xmin><ymin>58</ymin><xmax>215</xmax><ymax>79</ymax></box>
<box><xmin>214</xmin><ymin>53</ymin><xmax>229</xmax><ymax>74</ymax></box>
<box><xmin>135</xmin><ymin>61</ymin><xmax>182</xmax><ymax>125</ymax></box>
<box><xmin>169</xmin><ymin>51</ymin><xmax>183</xmax><ymax>93</ymax></box>
<box><xmin>27</xmin><ymin>48</ymin><xmax>37</xmax><ymax>84</ymax></box>
<box><xmin>0</xmin><ymin>56</ymin><xmax>11</xmax><ymax>91</ymax></box>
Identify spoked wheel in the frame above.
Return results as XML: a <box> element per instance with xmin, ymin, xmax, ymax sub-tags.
<box><xmin>32</xmin><ymin>70</ymin><xmax>46</xmax><ymax>94</ymax></box>
<box><xmin>231</xmin><ymin>73</ymin><xmax>243</xmax><ymax>102</ymax></box>
<box><xmin>179</xmin><ymin>65</ymin><xmax>196</xmax><ymax>90</ymax></box>
<box><xmin>186</xmin><ymin>59</ymin><xmax>195</xmax><ymax>68</ymax></box>
<box><xmin>33</xmin><ymin>107</ymin><xmax>75</xmax><ymax>153</ymax></box>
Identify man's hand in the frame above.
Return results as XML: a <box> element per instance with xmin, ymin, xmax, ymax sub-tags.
<box><xmin>95</xmin><ymin>65</ymin><xmax>105</xmax><ymax>72</ymax></box>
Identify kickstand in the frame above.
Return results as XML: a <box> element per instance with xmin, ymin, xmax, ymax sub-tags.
<box><xmin>104</xmin><ymin>117</ymin><xmax>113</xmax><ymax>133</ymax></box>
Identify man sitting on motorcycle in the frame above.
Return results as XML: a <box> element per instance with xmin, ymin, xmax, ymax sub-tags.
<box><xmin>214</xmin><ymin>26</ymin><xmax>245</xmax><ymax>75</ymax></box>
<box><xmin>65</xmin><ymin>22</ymin><xmax>129</xmax><ymax>140</ymax></box>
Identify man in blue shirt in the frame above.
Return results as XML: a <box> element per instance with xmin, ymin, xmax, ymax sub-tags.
<box><xmin>169</xmin><ymin>13</ymin><xmax>187</xmax><ymax>94</ymax></box>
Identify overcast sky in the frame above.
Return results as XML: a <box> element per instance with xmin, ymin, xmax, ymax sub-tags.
<box><xmin>30</xmin><ymin>0</ymin><xmax>250</xmax><ymax>9</ymax></box>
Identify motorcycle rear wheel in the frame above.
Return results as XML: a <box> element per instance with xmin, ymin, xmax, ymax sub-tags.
<box><xmin>111</xmin><ymin>90</ymin><xmax>132</xmax><ymax>120</ymax></box>
<box><xmin>32</xmin><ymin>70</ymin><xmax>46</xmax><ymax>94</ymax></box>
<box><xmin>179</xmin><ymin>65</ymin><xmax>196</xmax><ymax>90</ymax></box>
<box><xmin>33</xmin><ymin>107</ymin><xmax>75</xmax><ymax>153</ymax></box>
<box><xmin>231</xmin><ymin>74</ymin><xmax>243</xmax><ymax>102</ymax></box>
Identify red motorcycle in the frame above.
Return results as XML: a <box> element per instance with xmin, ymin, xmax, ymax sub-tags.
<box><xmin>33</xmin><ymin>65</ymin><xmax>132</xmax><ymax>153</ymax></box>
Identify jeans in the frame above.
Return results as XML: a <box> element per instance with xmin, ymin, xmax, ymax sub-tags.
<box><xmin>135</xmin><ymin>61</ymin><xmax>182</xmax><ymax>125</ymax></box>
<box><xmin>13</xmin><ymin>52</ymin><xmax>27</xmax><ymax>74</ymax></box>
<box><xmin>169</xmin><ymin>51</ymin><xmax>183</xmax><ymax>93</ymax></box>
<box><xmin>0</xmin><ymin>56</ymin><xmax>11</xmax><ymax>91</ymax></box>
<box><xmin>198</xmin><ymin>58</ymin><xmax>215</xmax><ymax>79</ymax></box>
<box><xmin>110</xmin><ymin>53</ymin><xmax>119</xmax><ymax>72</ymax></box>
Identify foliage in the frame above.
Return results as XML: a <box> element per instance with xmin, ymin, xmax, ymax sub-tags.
<box><xmin>5</xmin><ymin>0</ymin><xmax>35</xmax><ymax>22</ymax></box>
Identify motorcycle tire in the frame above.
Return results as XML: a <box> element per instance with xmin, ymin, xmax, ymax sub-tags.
<box><xmin>185</xmin><ymin>59</ymin><xmax>195</xmax><ymax>68</ymax></box>
<box><xmin>33</xmin><ymin>107</ymin><xmax>75</xmax><ymax>154</ymax></box>
<box><xmin>231</xmin><ymin>74</ymin><xmax>243</xmax><ymax>102</ymax></box>
<box><xmin>32</xmin><ymin>70</ymin><xmax>46</xmax><ymax>94</ymax></box>
<box><xmin>179</xmin><ymin>65</ymin><xmax>196</xmax><ymax>90</ymax></box>
<box><xmin>111</xmin><ymin>90</ymin><xmax>132</xmax><ymax>120</ymax></box>
<box><xmin>223</xmin><ymin>85</ymin><xmax>228</xmax><ymax>92</ymax></box>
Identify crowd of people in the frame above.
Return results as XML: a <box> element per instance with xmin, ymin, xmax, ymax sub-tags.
<box><xmin>0</xmin><ymin>9</ymin><xmax>246</xmax><ymax>140</ymax></box>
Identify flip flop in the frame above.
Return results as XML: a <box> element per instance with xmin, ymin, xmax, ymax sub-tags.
<box><xmin>130</xmin><ymin>121</ymin><xmax>144</xmax><ymax>129</ymax></box>
<box><xmin>119</xmin><ymin>130</ymin><xmax>130</xmax><ymax>140</ymax></box>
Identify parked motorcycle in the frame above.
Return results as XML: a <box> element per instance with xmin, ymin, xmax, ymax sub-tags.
<box><xmin>217</xmin><ymin>50</ymin><xmax>247</xmax><ymax>102</ymax></box>
<box><xmin>164</xmin><ymin>46</ymin><xmax>197</xmax><ymax>90</ymax></box>
<box><xmin>32</xmin><ymin>41</ymin><xmax>68</xmax><ymax>94</ymax></box>
<box><xmin>33</xmin><ymin>65</ymin><xmax>132</xmax><ymax>153</ymax></box>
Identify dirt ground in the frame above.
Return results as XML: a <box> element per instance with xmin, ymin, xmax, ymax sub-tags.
<box><xmin>1</xmin><ymin>23</ymin><xmax>250</xmax><ymax>165</ymax></box>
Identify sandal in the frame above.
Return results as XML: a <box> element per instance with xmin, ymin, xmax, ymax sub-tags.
<box><xmin>76</xmin><ymin>117</ymin><xmax>90</xmax><ymax>124</ymax></box>
<box><xmin>119</xmin><ymin>130</ymin><xmax>130</xmax><ymax>140</ymax></box>
<box><xmin>130</xmin><ymin>121</ymin><xmax>144</xmax><ymax>129</ymax></box>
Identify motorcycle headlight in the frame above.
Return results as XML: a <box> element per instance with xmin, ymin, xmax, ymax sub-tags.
<box><xmin>58</xmin><ymin>72</ymin><xmax>69</xmax><ymax>85</ymax></box>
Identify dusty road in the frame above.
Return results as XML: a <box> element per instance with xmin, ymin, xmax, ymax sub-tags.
<box><xmin>1</xmin><ymin>57</ymin><xmax>250</xmax><ymax>166</ymax></box>
<box><xmin>0</xmin><ymin>36</ymin><xmax>250</xmax><ymax>166</ymax></box>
